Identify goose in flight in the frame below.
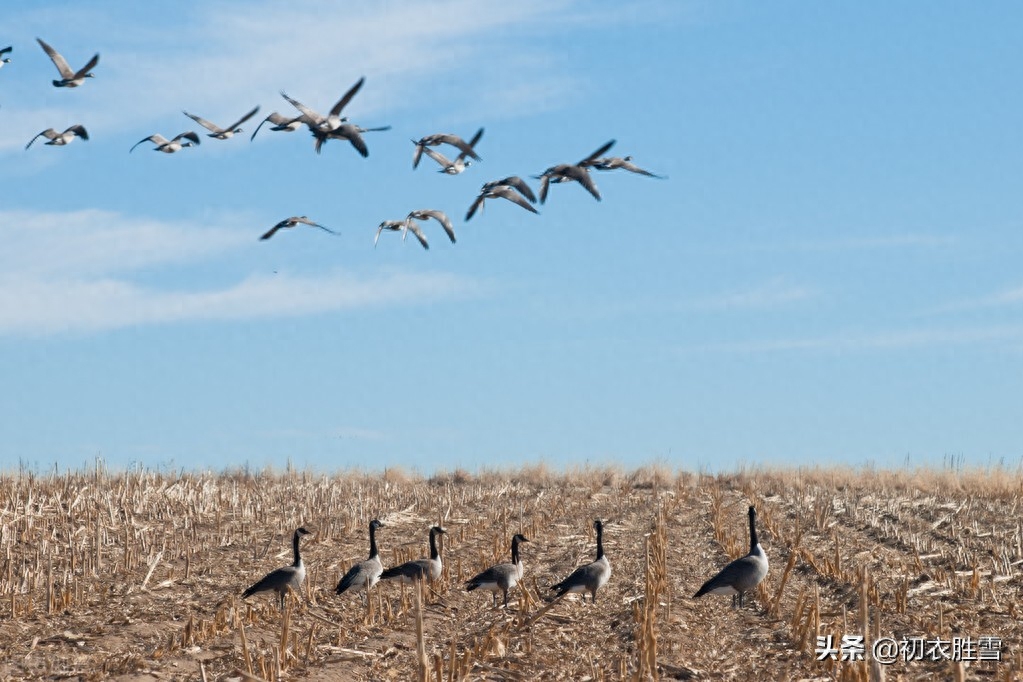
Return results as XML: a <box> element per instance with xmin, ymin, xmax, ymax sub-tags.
<box><xmin>585</xmin><ymin>155</ymin><xmax>665</xmax><ymax>179</ymax></box>
<box><xmin>26</xmin><ymin>125</ymin><xmax>88</xmax><ymax>149</ymax></box>
<box><xmin>411</xmin><ymin>129</ymin><xmax>483</xmax><ymax>169</ymax></box>
<box><xmin>260</xmin><ymin>216</ymin><xmax>337</xmax><ymax>241</ymax></box>
<box><xmin>415</xmin><ymin>128</ymin><xmax>483</xmax><ymax>175</ymax></box>
<box><xmin>250</xmin><ymin>112</ymin><xmax>308</xmax><ymax>141</ymax></box>
<box><xmin>374</xmin><ymin>220</ymin><xmax>409</xmax><ymax>248</ymax></box>
<box><xmin>406</xmin><ymin>209</ymin><xmax>455</xmax><ymax>244</ymax></box>
<box><xmin>183</xmin><ymin>105</ymin><xmax>260</xmax><ymax>140</ymax></box>
<box><xmin>466</xmin><ymin>181</ymin><xmax>539</xmax><ymax>221</ymax></box>
<box><xmin>312</xmin><ymin>122</ymin><xmax>391</xmax><ymax>157</ymax></box>
<box><xmin>130</xmin><ymin>131</ymin><xmax>201</xmax><ymax>154</ymax></box>
<box><xmin>280</xmin><ymin>77</ymin><xmax>365</xmax><ymax>133</ymax></box>
<box><xmin>36</xmin><ymin>38</ymin><xmax>98</xmax><ymax>87</ymax></box>
<box><xmin>536</xmin><ymin>140</ymin><xmax>615</xmax><ymax>203</ymax></box>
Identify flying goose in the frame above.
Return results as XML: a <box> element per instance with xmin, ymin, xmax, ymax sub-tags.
<box><xmin>1</xmin><ymin>46</ymin><xmax>12</xmax><ymax>69</ymax></box>
<box><xmin>693</xmin><ymin>505</ymin><xmax>769</xmax><ymax>609</ymax></box>
<box><xmin>36</xmin><ymin>38</ymin><xmax>98</xmax><ymax>87</ymax></box>
<box><xmin>415</xmin><ymin>128</ymin><xmax>484</xmax><ymax>175</ymax></box>
<box><xmin>260</xmin><ymin>216</ymin><xmax>337</xmax><ymax>241</ymax></box>
<box><xmin>312</xmin><ymin>122</ymin><xmax>391</xmax><ymax>157</ymax></box>
<box><xmin>183</xmin><ymin>105</ymin><xmax>260</xmax><ymax>140</ymax></box>
<box><xmin>465</xmin><ymin>533</ymin><xmax>529</xmax><ymax>607</ymax></box>
<box><xmin>536</xmin><ymin>140</ymin><xmax>615</xmax><ymax>203</ymax></box>
<box><xmin>242</xmin><ymin>527</ymin><xmax>311</xmax><ymax>610</ymax></box>
<box><xmin>550</xmin><ymin>519</ymin><xmax>611</xmax><ymax>603</ymax></box>
<box><xmin>374</xmin><ymin>220</ymin><xmax>409</xmax><ymax>248</ymax></box>
<box><xmin>585</xmin><ymin>155</ymin><xmax>665</xmax><ymax>179</ymax></box>
<box><xmin>26</xmin><ymin>125</ymin><xmax>88</xmax><ymax>150</ymax></box>
<box><xmin>280</xmin><ymin>77</ymin><xmax>364</xmax><ymax>133</ymax></box>
<box><xmin>335</xmin><ymin>519</ymin><xmax>385</xmax><ymax>598</ymax></box>
<box><xmin>406</xmin><ymin>209</ymin><xmax>455</xmax><ymax>244</ymax></box>
<box><xmin>130</xmin><ymin>131</ymin><xmax>201</xmax><ymax>154</ymax></box>
<box><xmin>250</xmin><ymin>112</ymin><xmax>308</xmax><ymax>141</ymax></box>
<box><xmin>379</xmin><ymin>526</ymin><xmax>446</xmax><ymax>583</ymax></box>
<box><xmin>412</xmin><ymin>129</ymin><xmax>484</xmax><ymax>169</ymax></box>
<box><xmin>465</xmin><ymin>182</ymin><xmax>539</xmax><ymax>221</ymax></box>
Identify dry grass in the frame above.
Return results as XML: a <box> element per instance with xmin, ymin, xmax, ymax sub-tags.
<box><xmin>0</xmin><ymin>462</ymin><xmax>1021</xmax><ymax>680</ymax></box>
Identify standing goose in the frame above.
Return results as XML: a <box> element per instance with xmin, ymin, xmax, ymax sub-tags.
<box><xmin>550</xmin><ymin>519</ymin><xmax>611</xmax><ymax>603</ymax></box>
<box><xmin>465</xmin><ymin>533</ymin><xmax>529</xmax><ymax>607</ymax></box>
<box><xmin>260</xmin><ymin>216</ymin><xmax>337</xmax><ymax>241</ymax></box>
<box><xmin>242</xmin><ymin>527</ymin><xmax>312</xmax><ymax>610</ymax></box>
<box><xmin>36</xmin><ymin>38</ymin><xmax>98</xmax><ymax>87</ymax></box>
<box><xmin>412</xmin><ymin>129</ymin><xmax>484</xmax><ymax>169</ymax></box>
<box><xmin>466</xmin><ymin>182</ymin><xmax>539</xmax><ymax>221</ymax></box>
<box><xmin>26</xmin><ymin>125</ymin><xmax>88</xmax><ymax>149</ymax></box>
<box><xmin>693</xmin><ymin>505</ymin><xmax>769</xmax><ymax>609</ymax></box>
<box><xmin>250</xmin><ymin>112</ymin><xmax>308</xmax><ymax>141</ymax></box>
<box><xmin>585</xmin><ymin>155</ymin><xmax>665</xmax><ymax>179</ymax></box>
<box><xmin>406</xmin><ymin>209</ymin><xmax>455</xmax><ymax>244</ymax></box>
<box><xmin>183</xmin><ymin>105</ymin><xmax>260</xmax><ymax>140</ymax></box>
<box><xmin>535</xmin><ymin>140</ymin><xmax>615</xmax><ymax>204</ymax></box>
<box><xmin>379</xmin><ymin>526</ymin><xmax>446</xmax><ymax>583</ymax></box>
<box><xmin>280</xmin><ymin>77</ymin><xmax>364</xmax><ymax>133</ymax></box>
<box><xmin>415</xmin><ymin>128</ymin><xmax>484</xmax><ymax>175</ymax></box>
<box><xmin>336</xmin><ymin>519</ymin><xmax>385</xmax><ymax>598</ymax></box>
<box><xmin>130</xmin><ymin>131</ymin><xmax>201</xmax><ymax>154</ymax></box>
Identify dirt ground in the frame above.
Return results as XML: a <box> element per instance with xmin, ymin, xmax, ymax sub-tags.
<box><xmin>1</xmin><ymin>464</ymin><xmax>1021</xmax><ymax>680</ymax></box>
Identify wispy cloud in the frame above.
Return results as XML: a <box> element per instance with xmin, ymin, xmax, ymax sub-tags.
<box><xmin>686</xmin><ymin>324</ymin><xmax>1023</xmax><ymax>354</ymax></box>
<box><xmin>0</xmin><ymin>208</ymin><xmax>479</xmax><ymax>336</ymax></box>
<box><xmin>688</xmin><ymin>277</ymin><xmax>816</xmax><ymax>311</ymax></box>
<box><xmin>926</xmin><ymin>284</ymin><xmax>1023</xmax><ymax>314</ymax></box>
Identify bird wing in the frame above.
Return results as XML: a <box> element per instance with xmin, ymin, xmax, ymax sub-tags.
<box><xmin>295</xmin><ymin>217</ymin><xmax>338</xmax><ymax>235</ymax></box>
<box><xmin>175</xmin><ymin>131</ymin><xmax>201</xmax><ymax>145</ymax></box>
<box><xmin>497</xmin><ymin>187</ymin><xmax>539</xmax><ymax>214</ymax></box>
<box><xmin>36</xmin><ymin>38</ymin><xmax>73</xmax><ymax>79</ymax></box>
<box><xmin>0</xmin><ymin>46</ymin><xmax>12</xmax><ymax>57</ymax></box>
<box><xmin>328</xmin><ymin>77</ymin><xmax>365</xmax><ymax>119</ymax></box>
<box><xmin>280</xmin><ymin>92</ymin><xmax>323</xmax><ymax>125</ymax></box>
<box><xmin>503</xmin><ymin>176</ymin><xmax>536</xmax><ymax>203</ymax></box>
<box><xmin>403</xmin><ymin>220</ymin><xmax>429</xmax><ymax>250</ymax></box>
<box><xmin>456</xmin><ymin>127</ymin><xmax>484</xmax><ymax>161</ymax></box>
<box><xmin>260</xmin><ymin>221</ymin><xmax>287</xmax><ymax>241</ymax></box>
<box><xmin>579</xmin><ymin>139</ymin><xmax>616</xmax><ymax>165</ymax></box>
<box><xmin>422</xmin><ymin>146</ymin><xmax>453</xmax><ymax>169</ymax></box>
<box><xmin>621</xmin><ymin>160</ymin><xmax>663</xmax><ymax>178</ymax></box>
<box><xmin>130</xmin><ymin>134</ymin><xmax>165</xmax><ymax>153</ymax></box>
<box><xmin>26</xmin><ymin>129</ymin><xmax>56</xmax><ymax>149</ymax></box>
<box><xmin>466</xmin><ymin>563</ymin><xmax>514</xmax><ymax>589</ymax></box>
<box><xmin>68</xmin><ymin>125</ymin><xmax>88</xmax><ymax>141</ymax></box>
<box><xmin>538</xmin><ymin>175</ymin><xmax>551</xmax><ymax>204</ymax></box>
<box><xmin>72</xmin><ymin>53</ymin><xmax>100</xmax><ymax>79</ymax></box>
<box><xmin>227</xmin><ymin>105</ymin><xmax>260</xmax><ymax>130</ymax></box>
<box><xmin>465</xmin><ymin>193</ymin><xmax>486</xmax><ymax>222</ymax></box>
<box><xmin>183</xmin><ymin>111</ymin><xmax>223</xmax><ymax>134</ymax></box>
<box><xmin>563</xmin><ymin>166</ymin><xmax>601</xmax><ymax>200</ymax></box>
<box><xmin>438</xmin><ymin>132</ymin><xmax>483</xmax><ymax>161</ymax></box>
<box><xmin>341</xmin><ymin>127</ymin><xmax>369</xmax><ymax>157</ymax></box>
<box><xmin>411</xmin><ymin>140</ymin><xmax>427</xmax><ymax>169</ymax></box>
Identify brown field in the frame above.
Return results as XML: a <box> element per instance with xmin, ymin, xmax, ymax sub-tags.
<box><xmin>1</xmin><ymin>462</ymin><xmax>1021</xmax><ymax>681</ymax></box>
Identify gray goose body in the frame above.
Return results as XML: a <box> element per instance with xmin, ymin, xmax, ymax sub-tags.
<box><xmin>36</xmin><ymin>38</ymin><xmax>98</xmax><ymax>87</ymax></box>
<box><xmin>693</xmin><ymin>506</ymin><xmax>769</xmax><ymax>608</ymax></box>
<box><xmin>585</xmin><ymin>155</ymin><xmax>665</xmax><ymax>179</ymax></box>
<box><xmin>250</xmin><ymin>112</ymin><xmax>308</xmax><ymax>141</ymax></box>
<box><xmin>380</xmin><ymin>526</ymin><xmax>446</xmax><ymax>584</ymax></box>
<box><xmin>336</xmin><ymin>519</ymin><xmax>384</xmax><ymax>596</ymax></box>
<box><xmin>466</xmin><ymin>533</ymin><xmax>529</xmax><ymax>607</ymax></box>
<box><xmin>130</xmin><ymin>131</ymin><xmax>201</xmax><ymax>154</ymax></box>
<box><xmin>536</xmin><ymin>140</ymin><xmax>615</xmax><ymax>203</ymax></box>
<box><xmin>280</xmin><ymin>77</ymin><xmax>364</xmax><ymax>133</ymax></box>
<box><xmin>260</xmin><ymin>216</ymin><xmax>336</xmax><ymax>241</ymax></box>
<box><xmin>242</xmin><ymin>527</ymin><xmax>311</xmax><ymax>609</ymax></box>
<box><xmin>466</xmin><ymin>180</ymin><xmax>538</xmax><ymax>221</ymax></box>
<box><xmin>412</xmin><ymin>129</ymin><xmax>484</xmax><ymax>169</ymax></box>
<box><xmin>550</xmin><ymin>519</ymin><xmax>611</xmax><ymax>602</ymax></box>
<box><xmin>183</xmin><ymin>106</ymin><xmax>260</xmax><ymax>140</ymax></box>
<box><xmin>26</xmin><ymin>125</ymin><xmax>88</xmax><ymax>149</ymax></box>
<box><xmin>414</xmin><ymin>128</ymin><xmax>483</xmax><ymax>174</ymax></box>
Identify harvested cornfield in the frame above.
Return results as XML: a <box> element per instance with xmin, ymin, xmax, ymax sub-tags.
<box><xmin>1</xmin><ymin>463</ymin><xmax>1021</xmax><ymax>680</ymax></box>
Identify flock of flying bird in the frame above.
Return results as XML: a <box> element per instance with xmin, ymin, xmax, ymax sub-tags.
<box><xmin>241</xmin><ymin>507</ymin><xmax>768</xmax><ymax>616</ymax></box>
<box><xmin>4</xmin><ymin>39</ymin><xmax>665</xmax><ymax>248</ymax></box>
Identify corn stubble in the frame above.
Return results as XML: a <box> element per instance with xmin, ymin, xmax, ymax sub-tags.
<box><xmin>0</xmin><ymin>463</ymin><xmax>1020</xmax><ymax>680</ymax></box>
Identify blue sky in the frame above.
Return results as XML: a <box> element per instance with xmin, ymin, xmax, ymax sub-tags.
<box><xmin>1</xmin><ymin>1</ymin><xmax>1021</xmax><ymax>474</ymax></box>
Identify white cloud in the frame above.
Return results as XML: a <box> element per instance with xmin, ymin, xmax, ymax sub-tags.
<box><xmin>689</xmin><ymin>277</ymin><xmax>815</xmax><ymax>311</ymax></box>
<box><xmin>0</xmin><ymin>208</ymin><xmax>478</xmax><ymax>336</ymax></box>
<box><xmin>686</xmin><ymin>324</ymin><xmax>1023</xmax><ymax>354</ymax></box>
